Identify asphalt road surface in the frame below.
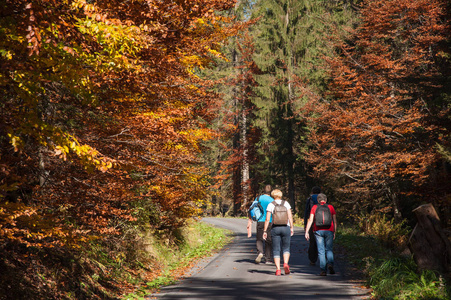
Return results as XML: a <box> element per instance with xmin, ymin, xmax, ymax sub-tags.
<box><xmin>148</xmin><ymin>217</ymin><xmax>370</xmax><ymax>299</ymax></box>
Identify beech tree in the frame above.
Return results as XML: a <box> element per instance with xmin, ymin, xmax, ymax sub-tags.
<box><xmin>1</xmin><ymin>0</ymin><xmax>247</xmax><ymax>297</ymax></box>
<box><xmin>304</xmin><ymin>0</ymin><xmax>451</xmax><ymax>216</ymax></box>
<box><xmin>0</xmin><ymin>0</ymin><xmax>242</xmax><ymax>260</ymax></box>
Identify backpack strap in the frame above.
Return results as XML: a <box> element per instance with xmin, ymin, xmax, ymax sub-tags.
<box><xmin>273</xmin><ymin>199</ymin><xmax>284</xmax><ymax>206</ymax></box>
<box><xmin>256</xmin><ymin>195</ymin><xmax>263</xmax><ymax>221</ymax></box>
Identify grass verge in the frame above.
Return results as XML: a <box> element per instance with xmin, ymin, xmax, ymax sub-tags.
<box><xmin>122</xmin><ymin>219</ymin><xmax>231</xmax><ymax>299</ymax></box>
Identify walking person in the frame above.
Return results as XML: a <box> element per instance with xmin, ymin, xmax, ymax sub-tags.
<box><xmin>263</xmin><ymin>189</ymin><xmax>294</xmax><ymax>276</ymax></box>
<box><xmin>305</xmin><ymin>193</ymin><xmax>337</xmax><ymax>276</ymax></box>
<box><xmin>303</xmin><ymin>186</ymin><xmax>321</xmax><ymax>265</ymax></box>
<box><xmin>247</xmin><ymin>185</ymin><xmax>274</xmax><ymax>264</ymax></box>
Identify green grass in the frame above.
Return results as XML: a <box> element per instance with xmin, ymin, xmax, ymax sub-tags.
<box><xmin>335</xmin><ymin>225</ymin><xmax>449</xmax><ymax>300</ymax></box>
<box><xmin>335</xmin><ymin>226</ymin><xmax>388</xmax><ymax>269</ymax></box>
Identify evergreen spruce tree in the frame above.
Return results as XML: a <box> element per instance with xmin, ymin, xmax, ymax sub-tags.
<box><xmin>247</xmin><ymin>0</ymin><xmax>357</xmax><ymax>212</ymax></box>
<box><xmin>201</xmin><ymin>0</ymin><xmax>356</xmax><ymax>214</ymax></box>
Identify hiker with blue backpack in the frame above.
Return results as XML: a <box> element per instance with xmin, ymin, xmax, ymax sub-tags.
<box><xmin>303</xmin><ymin>186</ymin><xmax>321</xmax><ymax>265</ymax></box>
<box><xmin>305</xmin><ymin>193</ymin><xmax>337</xmax><ymax>276</ymax></box>
<box><xmin>247</xmin><ymin>185</ymin><xmax>274</xmax><ymax>264</ymax></box>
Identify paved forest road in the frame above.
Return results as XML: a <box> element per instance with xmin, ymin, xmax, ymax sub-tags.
<box><xmin>148</xmin><ymin>217</ymin><xmax>370</xmax><ymax>300</ymax></box>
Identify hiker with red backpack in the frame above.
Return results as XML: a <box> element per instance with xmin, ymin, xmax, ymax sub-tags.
<box><xmin>263</xmin><ymin>189</ymin><xmax>294</xmax><ymax>276</ymax></box>
<box><xmin>305</xmin><ymin>193</ymin><xmax>337</xmax><ymax>276</ymax></box>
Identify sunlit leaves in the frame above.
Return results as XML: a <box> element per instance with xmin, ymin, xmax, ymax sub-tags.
<box><xmin>1</xmin><ymin>0</ymin><xmax>241</xmax><ymax>252</ymax></box>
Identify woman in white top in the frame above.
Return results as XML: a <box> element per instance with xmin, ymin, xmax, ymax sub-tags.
<box><xmin>263</xmin><ymin>189</ymin><xmax>294</xmax><ymax>276</ymax></box>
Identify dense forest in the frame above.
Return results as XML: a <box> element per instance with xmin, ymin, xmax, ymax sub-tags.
<box><xmin>1</xmin><ymin>0</ymin><xmax>450</xmax><ymax>298</ymax></box>
<box><xmin>212</xmin><ymin>0</ymin><xmax>450</xmax><ymax>223</ymax></box>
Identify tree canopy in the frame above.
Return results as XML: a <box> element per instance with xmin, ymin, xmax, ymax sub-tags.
<box><xmin>0</xmin><ymin>0</ymin><xmax>246</xmax><ymax>275</ymax></box>
<box><xmin>303</xmin><ymin>0</ymin><xmax>450</xmax><ymax>215</ymax></box>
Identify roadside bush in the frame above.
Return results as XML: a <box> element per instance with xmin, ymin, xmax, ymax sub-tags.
<box><xmin>357</xmin><ymin>211</ymin><xmax>410</xmax><ymax>249</ymax></box>
<box><xmin>336</xmin><ymin>223</ymin><xmax>449</xmax><ymax>300</ymax></box>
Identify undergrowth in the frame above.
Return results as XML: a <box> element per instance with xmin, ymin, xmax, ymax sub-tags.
<box><xmin>0</xmin><ymin>217</ymin><xmax>229</xmax><ymax>299</ymax></box>
<box><xmin>336</xmin><ymin>224</ymin><xmax>449</xmax><ymax>300</ymax></box>
<box><xmin>369</xmin><ymin>257</ymin><xmax>448</xmax><ymax>300</ymax></box>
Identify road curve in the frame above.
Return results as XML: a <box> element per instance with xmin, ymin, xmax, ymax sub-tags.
<box><xmin>148</xmin><ymin>217</ymin><xmax>369</xmax><ymax>300</ymax></box>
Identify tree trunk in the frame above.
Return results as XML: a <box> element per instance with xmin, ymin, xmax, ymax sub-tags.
<box><xmin>232</xmin><ymin>48</ymin><xmax>241</xmax><ymax>216</ymax></box>
<box><xmin>408</xmin><ymin>203</ymin><xmax>451</xmax><ymax>273</ymax></box>
<box><xmin>39</xmin><ymin>147</ymin><xmax>46</xmax><ymax>186</ymax></box>
<box><xmin>241</xmin><ymin>108</ymin><xmax>250</xmax><ymax>208</ymax></box>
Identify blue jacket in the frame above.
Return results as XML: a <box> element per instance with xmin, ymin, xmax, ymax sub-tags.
<box><xmin>304</xmin><ymin>194</ymin><xmax>318</xmax><ymax>227</ymax></box>
<box><xmin>256</xmin><ymin>194</ymin><xmax>274</xmax><ymax>222</ymax></box>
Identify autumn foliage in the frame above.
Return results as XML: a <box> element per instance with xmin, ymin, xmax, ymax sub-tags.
<box><xmin>303</xmin><ymin>0</ymin><xmax>450</xmax><ymax>213</ymax></box>
<box><xmin>0</xmin><ymin>0</ymin><xmax>243</xmax><ymax>297</ymax></box>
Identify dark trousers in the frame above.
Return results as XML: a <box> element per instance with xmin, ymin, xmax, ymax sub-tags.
<box><xmin>308</xmin><ymin>227</ymin><xmax>318</xmax><ymax>263</ymax></box>
<box><xmin>271</xmin><ymin>225</ymin><xmax>291</xmax><ymax>258</ymax></box>
<box><xmin>256</xmin><ymin>221</ymin><xmax>272</xmax><ymax>260</ymax></box>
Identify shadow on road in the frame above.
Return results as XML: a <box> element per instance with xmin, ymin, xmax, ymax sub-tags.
<box><xmin>149</xmin><ymin>276</ymin><xmax>367</xmax><ymax>299</ymax></box>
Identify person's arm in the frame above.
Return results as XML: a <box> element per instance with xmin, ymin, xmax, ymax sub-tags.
<box><xmin>262</xmin><ymin>211</ymin><xmax>271</xmax><ymax>240</ymax></box>
<box><xmin>303</xmin><ymin>197</ymin><xmax>311</xmax><ymax>228</ymax></box>
<box><xmin>247</xmin><ymin>218</ymin><xmax>253</xmax><ymax>237</ymax></box>
<box><xmin>305</xmin><ymin>213</ymin><xmax>314</xmax><ymax>240</ymax></box>
<box><xmin>288</xmin><ymin>209</ymin><xmax>294</xmax><ymax>236</ymax></box>
<box><xmin>246</xmin><ymin>198</ymin><xmax>259</xmax><ymax>237</ymax></box>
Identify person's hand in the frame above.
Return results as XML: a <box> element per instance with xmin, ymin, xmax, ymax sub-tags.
<box><xmin>290</xmin><ymin>227</ymin><xmax>294</xmax><ymax>236</ymax></box>
<box><xmin>305</xmin><ymin>232</ymin><xmax>309</xmax><ymax>241</ymax></box>
<box><xmin>263</xmin><ymin>232</ymin><xmax>267</xmax><ymax>240</ymax></box>
<box><xmin>333</xmin><ymin>232</ymin><xmax>336</xmax><ymax>240</ymax></box>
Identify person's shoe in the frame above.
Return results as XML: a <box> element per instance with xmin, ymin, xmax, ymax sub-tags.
<box><xmin>265</xmin><ymin>260</ymin><xmax>273</xmax><ymax>265</ymax></box>
<box><xmin>319</xmin><ymin>271</ymin><xmax>327</xmax><ymax>276</ymax></box>
<box><xmin>309</xmin><ymin>261</ymin><xmax>316</xmax><ymax>265</ymax></box>
<box><xmin>328</xmin><ymin>265</ymin><xmax>335</xmax><ymax>274</ymax></box>
<box><xmin>283</xmin><ymin>263</ymin><xmax>290</xmax><ymax>275</ymax></box>
<box><xmin>255</xmin><ymin>253</ymin><xmax>264</xmax><ymax>264</ymax></box>
<box><xmin>275</xmin><ymin>269</ymin><xmax>281</xmax><ymax>276</ymax></box>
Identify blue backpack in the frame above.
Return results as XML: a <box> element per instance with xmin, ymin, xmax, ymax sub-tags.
<box><xmin>248</xmin><ymin>196</ymin><xmax>264</xmax><ymax>221</ymax></box>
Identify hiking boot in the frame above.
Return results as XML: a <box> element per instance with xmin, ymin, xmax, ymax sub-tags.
<box><xmin>275</xmin><ymin>269</ymin><xmax>281</xmax><ymax>276</ymax></box>
<box><xmin>255</xmin><ymin>253</ymin><xmax>264</xmax><ymax>264</ymax></box>
<box><xmin>328</xmin><ymin>265</ymin><xmax>335</xmax><ymax>274</ymax></box>
<box><xmin>283</xmin><ymin>263</ymin><xmax>290</xmax><ymax>275</ymax></box>
<box><xmin>319</xmin><ymin>271</ymin><xmax>327</xmax><ymax>276</ymax></box>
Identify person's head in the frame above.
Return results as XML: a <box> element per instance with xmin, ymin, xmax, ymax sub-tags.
<box><xmin>311</xmin><ymin>186</ymin><xmax>321</xmax><ymax>195</ymax></box>
<box><xmin>317</xmin><ymin>193</ymin><xmax>327</xmax><ymax>203</ymax></box>
<box><xmin>271</xmin><ymin>189</ymin><xmax>283</xmax><ymax>200</ymax></box>
<box><xmin>264</xmin><ymin>184</ymin><xmax>272</xmax><ymax>195</ymax></box>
